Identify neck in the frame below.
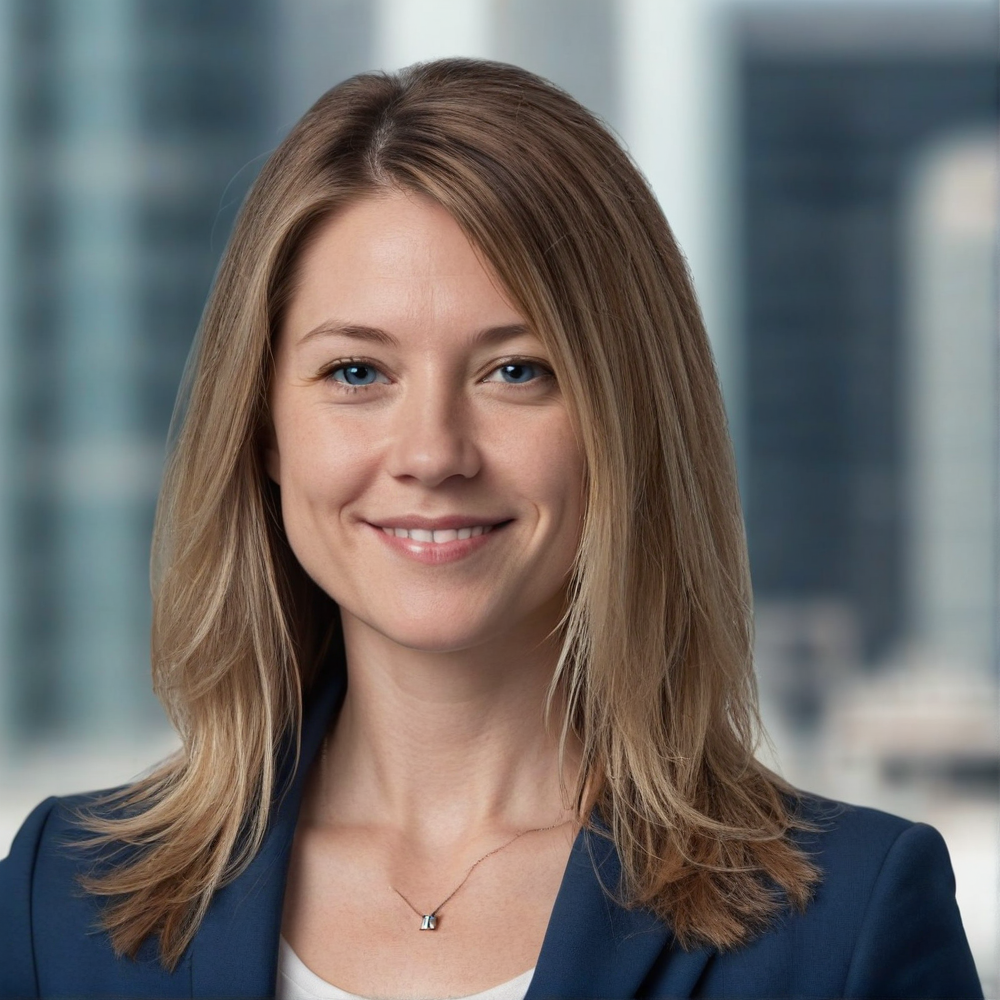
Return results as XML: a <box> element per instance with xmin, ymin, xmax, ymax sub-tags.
<box><xmin>313</xmin><ymin>608</ymin><xmax>584</xmax><ymax>846</ymax></box>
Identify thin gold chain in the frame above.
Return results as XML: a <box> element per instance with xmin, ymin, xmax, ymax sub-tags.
<box><xmin>320</xmin><ymin>733</ymin><xmax>576</xmax><ymax>923</ymax></box>
<box><xmin>391</xmin><ymin>818</ymin><xmax>573</xmax><ymax>921</ymax></box>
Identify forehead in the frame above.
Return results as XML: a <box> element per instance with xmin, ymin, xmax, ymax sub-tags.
<box><xmin>282</xmin><ymin>189</ymin><xmax>525</xmax><ymax>343</ymax></box>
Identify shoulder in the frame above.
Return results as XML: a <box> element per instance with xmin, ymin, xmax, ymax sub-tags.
<box><xmin>0</xmin><ymin>789</ymin><xmax>183</xmax><ymax>997</ymax></box>
<box><xmin>786</xmin><ymin>789</ymin><xmax>925</xmax><ymax>881</ymax></box>
<box><xmin>1</xmin><ymin>794</ymin><xmax>85</xmax><ymax>994</ymax></box>
<box><xmin>688</xmin><ymin>791</ymin><xmax>984</xmax><ymax>999</ymax></box>
<box><xmin>0</xmin><ymin>796</ymin><xmax>59</xmax><ymax>995</ymax></box>
<box><xmin>787</xmin><ymin>790</ymin><xmax>965</xmax><ymax>930</ymax></box>
<box><xmin>0</xmin><ymin>787</ymin><xmax>124</xmax><ymax>886</ymax></box>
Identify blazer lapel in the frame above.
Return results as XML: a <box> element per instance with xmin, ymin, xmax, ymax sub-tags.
<box><xmin>524</xmin><ymin>821</ymin><xmax>715</xmax><ymax>999</ymax></box>
<box><xmin>189</xmin><ymin>643</ymin><xmax>714</xmax><ymax>999</ymax></box>
<box><xmin>189</xmin><ymin>654</ymin><xmax>347</xmax><ymax>997</ymax></box>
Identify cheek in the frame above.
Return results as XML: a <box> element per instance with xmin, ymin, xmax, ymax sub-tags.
<box><xmin>275</xmin><ymin>399</ymin><xmax>374</xmax><ymax>493</ymax></box>
<box><xmin>530</xmin><ymin>417</ymin><xmax>585</xmax><ymax>499</ymax></box>
<box><xmin>272</xmin><ymin>413</ymin><xmax>371</xmax><ymax>560</ymax></box>
<box><xmin>502</xmin><ymin>417</ymin><xmax>586</xmax><ymax>545</ymax></box>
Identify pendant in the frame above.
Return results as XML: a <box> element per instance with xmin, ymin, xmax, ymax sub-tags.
<box><xmin>420</xmin><ymin>914</ymin><xmax>437</xmax><ymax>930</ymax></box>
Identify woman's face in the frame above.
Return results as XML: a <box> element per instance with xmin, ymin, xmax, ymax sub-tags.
<box><xmin>267</xmin><ymin>189</ymin><xmax>586</xmax><ymax>653</ymax></box>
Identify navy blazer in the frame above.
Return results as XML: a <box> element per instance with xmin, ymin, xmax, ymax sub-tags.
<box><xmin>0</xmin><ymin>655</ymin><xmax>984</xmax><ymax>999</ymax></box>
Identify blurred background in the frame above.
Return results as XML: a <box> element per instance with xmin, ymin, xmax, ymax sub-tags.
<box><xmin>0</xmin><ymin>0</ymin><xmax>995</xmax><ymax>990</ymax></box>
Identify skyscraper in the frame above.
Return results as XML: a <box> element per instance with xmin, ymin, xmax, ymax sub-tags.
<box><xmin>0</xmin><ymin>0</ymin><xmax>275</xmax><ymax>743</ymax></box>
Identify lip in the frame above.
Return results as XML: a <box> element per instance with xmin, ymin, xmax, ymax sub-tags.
<box><xmin>366</xmin><ymin>519</ymin><xmax>513</xmax><ymax>565</ymax></box>
<box><xmin>367</xmin><ymin>514</ymin><xmax>513</xmax><ymax>531</ymax></box>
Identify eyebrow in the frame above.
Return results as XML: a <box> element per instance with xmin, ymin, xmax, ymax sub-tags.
<box><xmin>297</xmin><ymin>320</ymin><xmax>535</xmax><ymax>350</ymax></box>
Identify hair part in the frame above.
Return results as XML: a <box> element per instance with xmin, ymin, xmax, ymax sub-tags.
<box><xmin>76</xmin><ymin>58</ymin><xmax>821</xmax><ymax>970</ymax></box>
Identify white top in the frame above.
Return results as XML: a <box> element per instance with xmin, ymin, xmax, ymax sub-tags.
<box><xmin>276</xmin><ymin>936</ymin><xmax>536</xmax><ymax>1000</ymax></box>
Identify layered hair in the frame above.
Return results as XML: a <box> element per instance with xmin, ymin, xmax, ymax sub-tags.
<box><xmin>79</xmin><ymin>58</ymin><xmax>820</xmax><ymax>969</ymax></box>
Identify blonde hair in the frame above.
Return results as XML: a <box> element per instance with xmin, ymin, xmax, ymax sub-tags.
<box><xmin>79</xmin><ymin>58</ymin><xmax>820</xmax><ymax>970</ymax></box>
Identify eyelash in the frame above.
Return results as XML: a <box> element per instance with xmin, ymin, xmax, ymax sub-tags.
<box><xmin>318</xmin><ymin>357</ymin><xmax>556</xmax><ymax>394</ymax></box>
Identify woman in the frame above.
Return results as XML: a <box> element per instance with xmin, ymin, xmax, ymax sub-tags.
<box><xmin>0</xmin><ymin>59</ymin><xmax>982</xmax><ymax>999</ymax></box>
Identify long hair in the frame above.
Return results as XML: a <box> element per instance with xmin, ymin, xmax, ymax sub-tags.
<box><xmin>79</xmin><ymin>58</ymin><xmax>820</xmax><ymax>970</ymax></box>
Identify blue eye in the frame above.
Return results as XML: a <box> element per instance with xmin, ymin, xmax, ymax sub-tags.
<box><xmin>497</xmin><ymin>362</ymin><xmax>536</xmax><ymax>383</ymax></box>
<box><xmin>322</xmin><ymin>357</ymin><xmax>552</xmax><ymax>393</ymax></box>
<box><xmin>331</xmin><ymin>363</ymin><xmax>380</xmax><ymax>386</ymax></box>
<box><xmin>488</xmin><ymin>361</ymin><xmax>553</xmax><ymax>385</ymax></box>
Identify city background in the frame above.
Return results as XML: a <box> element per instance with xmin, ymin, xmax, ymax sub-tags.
<box><xmin>0</xmin><ymin>0</ymin><xmax>995</xmax><ymax>991</ymax></box>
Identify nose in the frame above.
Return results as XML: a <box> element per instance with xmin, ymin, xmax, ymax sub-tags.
<box><xmin>383</xmin><ymin>374</ymin><xmax>482</xmax><ymax>487</ymax></box>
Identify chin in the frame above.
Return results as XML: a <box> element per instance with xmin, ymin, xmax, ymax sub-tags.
<box><xmin>371</xmin><ymin>615</ymin><xmax>501</xmax><ymax>654</ymax></box>
<box><xmin>344</xmin><ymin>595</ymin><xmax>512</xmax><ymax>653</ymax></box>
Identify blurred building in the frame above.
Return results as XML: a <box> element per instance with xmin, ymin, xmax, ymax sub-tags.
<box><xmin>740</xmin><ymin>1</ymin><xmax>997</xmax><ymax>673</ymax></box>
<box><xmin>736</xmin><ymin>6</ymin><xmax>998</xmax><ymax>987</ymax></box>
<box><xmin>0</xmin><ymin>0</ymin><xmax>275</xmax><ymax>742</ymax></box>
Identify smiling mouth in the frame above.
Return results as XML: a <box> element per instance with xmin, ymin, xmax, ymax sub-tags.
<box><xmin>377</xmin><ymin>522</ymin><xmax>513</xmax><ymax>543</ymax></box>
<box><xmin>367</xmin><ymin>518</ymin><xmax>515</xmax><ymax>565</ymax></box>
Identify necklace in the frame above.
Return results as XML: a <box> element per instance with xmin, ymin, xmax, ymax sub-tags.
<box><xmin>320</xmin><ymin>734</ymin><xmax>576</xmax><ymax>931</ymax></box>
<box><xmin>391</xmin><ymin>818</ymin><xmax>571</xmax><ymax>930</ymax></box>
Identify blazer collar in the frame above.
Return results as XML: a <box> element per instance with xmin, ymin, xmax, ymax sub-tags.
<box><xmin>524</xmin><ymin>823</ymin><xmax>713</xmax><ymax>999</ymax></box>
<box><xmin>190</xmin><ymin>646</ymin><xmax>714</xmax><ymax>998</ymax></box>
<box><xmin>189</xmin><ymin>650</ymin><xmax>348</xmax><ymax>997</ymax></box>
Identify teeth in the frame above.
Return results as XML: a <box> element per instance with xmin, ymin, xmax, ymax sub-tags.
<box><xmin>380</xmin><ymin>524</ymin><xmax>496</xmax><ymax>542</ymax></box>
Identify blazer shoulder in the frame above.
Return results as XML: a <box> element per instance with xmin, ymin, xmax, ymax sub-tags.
<box><xmin>693</xmin><ymin>792</ymin><xmax>982</xmax><ymax>998</ymax></box>
<box><xmin>0</xmin><ymin>795</ymin><xmax>60</xmax><ymax>997</ymax></box>
<box><xmin>790</xmin><ymin>789</ymin><xmax>913</xmax><ymax>841</ymax></box>
<box><xmin>792</xmin><ymin>792</ymin><xmax>982</xmax><ymax>998</ymax></box>
<box><xmin>785</xmin><ymin>791</ymin><xmax>956</xmax><ymax>916</ymax></box>
<box><xmin>0</xmin><ymin>788</ymin><xmax>140</xmax><ymax>999</ymax></box>
<box><xmin>842</xmin><ymin>817</ymin><xmax>983</xmax><ymax>998</ymax></box>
